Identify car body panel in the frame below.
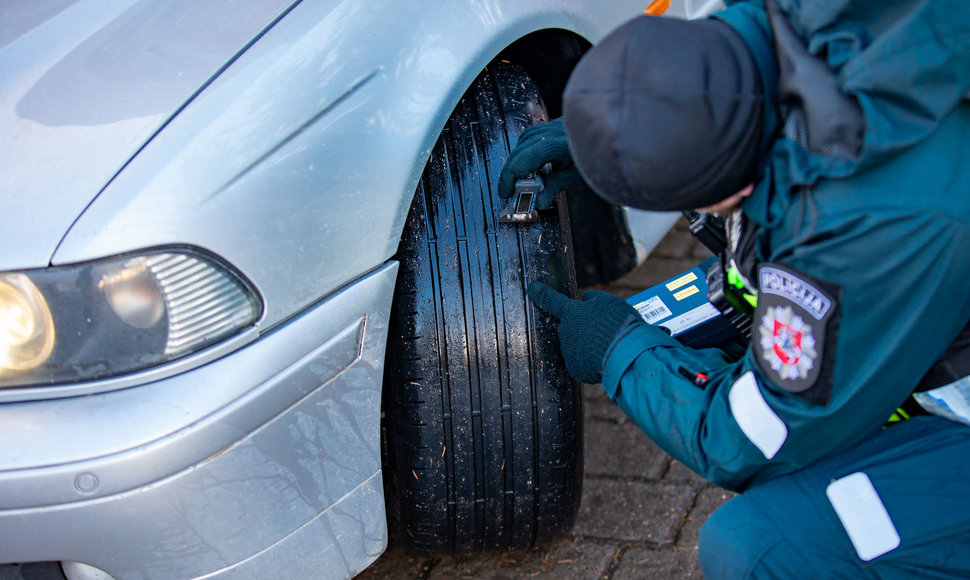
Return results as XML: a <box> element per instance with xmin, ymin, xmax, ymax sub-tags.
<box><xmin>0</xmin><ymin>0</ymin><xmax>298</xmax><ymax>271</ymax></box>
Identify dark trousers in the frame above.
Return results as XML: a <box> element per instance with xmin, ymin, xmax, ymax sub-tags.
<box><xmin>699</xmin><ymin>416</ymin><xmax>970</xmax><ymax>579</ymax></box>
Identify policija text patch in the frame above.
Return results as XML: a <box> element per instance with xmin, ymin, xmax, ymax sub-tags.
<box><xmin>753</xmin><ymin>263</ymin><xmax>840</xmax><ymax>404</ymax></box>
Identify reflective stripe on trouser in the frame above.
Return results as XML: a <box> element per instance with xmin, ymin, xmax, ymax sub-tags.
<box><xmin>699</xmin><ymin>416</ymin><xmax>970</xmax><ymax>579</ymax></box>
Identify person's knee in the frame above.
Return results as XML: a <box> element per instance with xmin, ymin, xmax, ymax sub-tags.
<box><xmin>699</xmin><ymin>495</ymin><xmax>776</xmax><ymax>580</ymax></box>
<box><xmin>700</xmin><ymin>491</ymin><xmax>827</xmax><ymax>579</ymax></box>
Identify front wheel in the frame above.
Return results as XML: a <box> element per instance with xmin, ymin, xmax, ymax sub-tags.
<box><xmin>381</xmin><ymin>62</ymin><xmax>583</xmax><ymax>555</ymax></box>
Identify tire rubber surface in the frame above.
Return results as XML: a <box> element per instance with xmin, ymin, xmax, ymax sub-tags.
<box><xmin>382</xmin><ymin>62</ymin><xmax>582</xmax><ymax>554</ymax></box>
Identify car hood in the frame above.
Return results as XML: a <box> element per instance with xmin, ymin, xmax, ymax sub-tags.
<box><xmin>0</xmin><ymin>0</ymin><xmax>298</xmax><ymax>271</ymax></box>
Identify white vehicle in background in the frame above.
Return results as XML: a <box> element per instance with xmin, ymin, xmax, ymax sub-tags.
<box><xmin>0</xmin><ymin>0</ymin><xmax>720</xmax><ymax>578</ymax></box>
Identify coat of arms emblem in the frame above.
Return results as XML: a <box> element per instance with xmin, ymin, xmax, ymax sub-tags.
<box><xmin>759</xmin><ymin>305</ymin><xmax>817</xmax><ymax>380</ymax></box>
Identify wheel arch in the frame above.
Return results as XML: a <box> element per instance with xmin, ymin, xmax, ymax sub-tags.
<box><xmin>391</xmin><ymin>27</ymin><xmax>636</xmax><ymax>284</ymax></box>
<box><xmin>387</xmin><ymin>25</ymin><xmax>595</xmax><ymax>253</ymax></box>
<box><xmin>495</xmin><ymin>28</ymin><xmax>592</xmax><ymax>120</ymax></box>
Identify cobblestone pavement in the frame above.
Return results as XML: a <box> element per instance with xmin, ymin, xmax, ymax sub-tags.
<box><xmin>361</xmin><ymin>219</ymin><xmax>736</xmax><ymax>579</ymax></box>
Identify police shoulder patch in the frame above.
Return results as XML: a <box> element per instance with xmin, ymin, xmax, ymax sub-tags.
<box><xmin>753</xmin><ymin>263</ymin><xmax>841</xmax><ymax>404</ymax></box>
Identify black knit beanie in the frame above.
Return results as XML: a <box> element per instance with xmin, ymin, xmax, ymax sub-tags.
<box><xmin>563</xmin><ymin>15</ymin><xmax>766</xmax><ymax>211</ymax></box>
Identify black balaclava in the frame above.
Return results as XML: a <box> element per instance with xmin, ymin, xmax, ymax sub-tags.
<box><xmin>563</xmin><ymin>15</ymin><xmax>766</xmax><ymax>212</ymax></box>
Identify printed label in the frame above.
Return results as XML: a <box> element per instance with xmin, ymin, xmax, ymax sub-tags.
<box><xmin>665</xmin><ymin>272</ymin><xmax>698</xmax><ymax>292</ymax></box>
<box><xmin>660</xmin><ymin>303</ymin><xmax>720</xmax><ymax>335</ymax></box>
<box><xmin>633</xmin><ymin>295</ymin><xmax>673</xmax><ymax>324</ymax></box>
<box><xmin>673</xmin><ymin>285</ymin><xmax>700</xmax><ymax>301</ymax></box>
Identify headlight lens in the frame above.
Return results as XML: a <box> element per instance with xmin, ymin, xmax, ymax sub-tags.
<box><xmin>0</xmin><ymin>274</ymin><xmax>55</xmax><ymax>372</ymax></box>
<box><xmin>0</xmin><ymin>249</ymin><xmax>262</xmax><ymax>388</ymax></box>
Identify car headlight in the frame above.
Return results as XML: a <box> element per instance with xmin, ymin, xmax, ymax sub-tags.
<box><xmin>0</xmin><ymin>249</ymin><xmax>262</xmax><ymax>389</ymax></box>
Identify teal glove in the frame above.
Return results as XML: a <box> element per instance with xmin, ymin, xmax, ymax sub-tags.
<box><xmin>528</xmin><ymin>281</ymin><xmax>643</xmax><ymax>384</ymax></box>
<box><xmin>498</xmin><ymin>118</ymin><xmax>595</xmax><ymax>209</ymax></box>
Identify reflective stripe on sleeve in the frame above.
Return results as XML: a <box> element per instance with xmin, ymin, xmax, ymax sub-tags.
<box><xmin>826</xmin><ymin>472</ymin><xmax>901</xmax><ymax>561</ymax></box>
<box><xmin>728</xmin><ymin>371</ymin><xmax>788</xmax><ymax>459</ymax></box>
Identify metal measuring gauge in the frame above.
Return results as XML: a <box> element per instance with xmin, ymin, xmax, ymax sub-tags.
<box><xmin>499</xmin><ymin>175</ymin><xmax>543</xmax><ymax>223</ymax></box>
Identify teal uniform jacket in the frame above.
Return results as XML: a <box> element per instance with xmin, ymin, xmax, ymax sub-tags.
<box><xmin>601</xmin><ymin>0</ymin><xmax>970</xmax><ymax>491</ymax></box>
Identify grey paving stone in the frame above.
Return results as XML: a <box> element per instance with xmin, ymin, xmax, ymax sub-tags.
<box><xmin>663</xmin><ymin>458</ymin><xmax>707</xmax><ymax>484</ymax></box>
<box><xmin>574</xmin><ymin>479</ymin><xmax>698</xmax><ymax>545</ymax></box>
<box><xmin>584</xmin><ymin>399</ymin><xmax>631</xmax><ymax>423</ymax></box>
<box><xmin>689</xmin><ymin>237</ymin><xmax>715</xmax><ymax>261</ymax></box>
<box><xmin>426</xmin><ymin>539</ymin><xmax>620</xmax><ymax>580</ymax></box>
<box><xmin>679</xmin><ymin>485</ymin><xmax>738</xmax><ymax>549</ymax></box>
<box><xmin>613</xmin><ymin>546</ymin><xmax>703</xmax><ymax>580</ymax></box>
<box><xmin>583</xmin><ymin>382</ymin><xmax>610</xmax><ymax>403</ymax></box>
<box><xmin>356</xmin><ymin>541</ymin><xmax>433</xmax><ymax>579</ymax></box>
<box><xmin>583</xmin><ymin>416</ymin><xmax>669</xmax><ymax>480</ymax></box>
<box><xmin>659</xmin><ymin>216</ymin><xmax>715</xmax><ymax>261</ymax></box>
<box><xmin>650</xmin><ymin>227</ymin><xmax>698</xmax><ymax>260</ymax></box>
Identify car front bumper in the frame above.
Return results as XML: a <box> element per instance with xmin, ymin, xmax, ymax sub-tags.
<box><xmin>0</xmin><ymin>263</ymin><xmax>398</xmax><ymax>580</ymax></box>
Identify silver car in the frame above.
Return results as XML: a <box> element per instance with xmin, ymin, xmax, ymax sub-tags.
<box><xmin>0</xmin><ymin>1</ymin><xmax>719</xmax><ymax>578</ymax></box>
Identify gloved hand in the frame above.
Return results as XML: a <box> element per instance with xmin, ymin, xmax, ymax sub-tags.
<box><xmin>498</xmin><ymin>118</ymin><xmax>595</xmax><ymax>210</ymax></box>
<box><xmin>528</xmin><ymin>281</ymin><xmax>643</xmax><ymax>384</ymax></box>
